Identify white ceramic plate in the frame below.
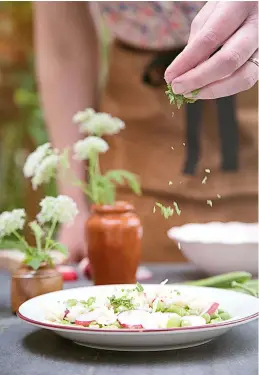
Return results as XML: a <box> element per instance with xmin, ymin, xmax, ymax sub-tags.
<box><xmin>18</xmin><ymin>284</ymin><xmax>258</xmax><ymax>352</ymax></box>
<box><xmin>168</xmin><ymin>222</ymin><xmax>258</xmax><ymax>275</ymax></box>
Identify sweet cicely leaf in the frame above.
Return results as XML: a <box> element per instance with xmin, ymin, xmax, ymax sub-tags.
<box><xmin>155</xmin><ymin>202</ymin><xmax>174</xmax><ymax>219</ymax></box>
<box><xmin>105</xmin><ymin>170</ymin><xmax>141</xmax><ymax>196</ymax></box>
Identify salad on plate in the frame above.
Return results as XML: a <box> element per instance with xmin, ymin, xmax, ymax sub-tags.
<box><xmin>45</xmin><ymin>281</ymin><xmax>232</xmax><ymax>330</ymax></box>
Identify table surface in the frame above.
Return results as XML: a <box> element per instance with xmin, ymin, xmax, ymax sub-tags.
<box><xmin>0</xmin><ymin>263</ymin><xmax>258</xmax><ymax>375</ymax></box>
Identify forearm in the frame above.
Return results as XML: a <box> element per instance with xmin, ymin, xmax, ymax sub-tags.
<box><xmin>33</xmin><ymin>2</ymin><xmax>99</xmax><ymax>206</ymax></box>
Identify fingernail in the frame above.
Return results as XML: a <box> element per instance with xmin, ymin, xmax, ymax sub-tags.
<box><xmin>172</xmin><ymin>82</ymin><xmax>185</xmax><ymax>94</ymax></box>
<box><xmin>164</xmin><ymin>70</ymin><xmax>172</xmax><ymax>84</ymax></box>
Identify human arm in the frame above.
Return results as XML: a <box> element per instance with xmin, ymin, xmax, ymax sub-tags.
<box><xmin>33</xmin><ymin>1</ymin><xmax>99</xmax><ymax>261</ymax></box>
<box><xmin>165</xmin><ymin>1</ymin><xmax>258</xmax><ymax>99</ymax></box>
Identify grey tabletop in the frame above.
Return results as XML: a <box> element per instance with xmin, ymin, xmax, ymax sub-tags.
<box><xmin>0</xmin><ymin>263</ymin><xmax>258</xmax><ymax>375</ymax></box>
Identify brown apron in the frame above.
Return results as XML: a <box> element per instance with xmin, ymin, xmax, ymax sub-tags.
<box><xmin>100</xmin><ymin>41</ymin><xmax>258</xmax><ymax>263</ymax></box>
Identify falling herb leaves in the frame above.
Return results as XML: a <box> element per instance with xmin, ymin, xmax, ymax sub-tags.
<box><xmin>205</xmin><ymin>169</ymin><xmax>211</xmax><ymax>173</ymax></box>
<box><xmin>155</xmin><ymin>202</ymin><xmax>174</xmax><ymax>219</ymax></box>
<box><xmin>173</xmin><ymin>201</ymin><xmax>181</xmax><ymax>216</ymax></box>
<box><xmin>165</xmin><ymin>84</ymin><xmax>200</xmax><ymax>109</ymax></box>
<box><xmin>202</xmin><ymin>176</ymin><xmax>207</xmax><ymax>184</ymax></box>
<box><xmin>207</xmin><ymin>200</ymin><xmax>213</xmax><ymax>207</ymax></box>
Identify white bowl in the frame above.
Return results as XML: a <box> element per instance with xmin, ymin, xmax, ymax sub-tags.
<box><xmin>168</xmin><ymin>222</ymin><xmax>258</xmax><ymax>275</ymax></box>
<box><xmin>18</xmin><ymin>284</ymin><xmax>258</xmax><ymax>351</ymax></box>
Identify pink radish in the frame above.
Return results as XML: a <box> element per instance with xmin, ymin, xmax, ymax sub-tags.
<box><xmin>74</xmin><ymin>311</ymin><xmax>99</xmax><ymax>327</ymax></box>
<box><xmin>79</xmin><ymin>258</ymin><xmax>92</xmax><ymax>279</ymax></box>
<box><xmin>205</xmin><ymin>302</ymin><xmax>220</xmax><ymax>316</ymax></box>
<box><xmin>118</xmin><ymin>310</ymin><xmax>150</xmax><ymax>329</ymax></box>
<box><xmin>56</xmin><ymin>265</ymin><xmax>78</xmax><ymax>281</ymax></box>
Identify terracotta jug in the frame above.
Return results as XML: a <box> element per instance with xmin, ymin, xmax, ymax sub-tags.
<box><xmin>87</xmin><ymin>201</ymin><xmax>142</xmax><ymax>285</ymax></box>
<box><xmin>11</xmin><ymin>264</ymin><xmax>63</xmax><ymax>313</ymax></box>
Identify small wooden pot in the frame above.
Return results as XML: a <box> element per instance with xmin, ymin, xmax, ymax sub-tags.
<box><xmin>11</xmin><ymin>264</ymin><xmax>63</xmax><ymax>313</ymax></box>
<box><xmin>87</xmin><ymin>201</ymin><xmax>143</xmax><ymax>285</ymax></box>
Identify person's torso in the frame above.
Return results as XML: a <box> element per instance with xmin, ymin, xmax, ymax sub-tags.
<box><xmin>92</xmin><ymin>1</ymin><xmax>204</xmax><ymax>49</ymax></box>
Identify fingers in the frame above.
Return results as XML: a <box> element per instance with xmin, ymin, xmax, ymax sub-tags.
<box><xmin>170</xmin><ymin>20</ymin><xmax>258</xmax><ymax>95</ymax></box>
<box><xmin>188</xmin><ymin>1</ymin><xmax>219</xmax><ymax>43</ymax></box>
<box><xmin>165</xmin><ymin>2</ymin><xmax>249</xmax><ymax>83</ymax></box>
<box><xmin>184</xmin><ymin>52</ymin><xmax>258</xmax><ymax>99</ymax></box>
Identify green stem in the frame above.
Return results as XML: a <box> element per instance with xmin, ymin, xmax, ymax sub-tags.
<box><xmin>34</xmin><ymin>232</ymin><xmax>42</xmax><ymax>253</ymax></box>
<box><xmin>89</xmin><ymin>151</ymin><xmax>99</xmax><ymax>204</ymax></box>
<box><xmin>13</xmin><ymin>231</ymin><xmax>30</xmax><ymax>252</ymax></box>
<box><xmin>231</xmin><ymin>281</ymin><xmax>258</xmax><ymax>297</ymax></box>
<box><xmin>45</xmin><ymin>219</ymin><xmax>57</xmax><ymax>250</ymax></box>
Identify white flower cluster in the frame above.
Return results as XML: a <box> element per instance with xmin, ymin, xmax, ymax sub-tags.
<box><xmin>23</xmin><ymin>143</ymin><xmax>59</xmax><ymax>190</ymax></box>
<box><xmin>73</xmin><ymin>136</ymin><xmax>109</xmax><ymax>161</ymax></box>
<box><xmin>73</xmin><ymin>108</ymin><xmax>95</xmax><ymax>124</ymax></box>
<box><xmin>73</xmin><ymin>108</ymin><xmax>125</xmax><ymax>136</ymax></box>
<box><xmin>37</xmin><ymin>195</ymin><xmax>78</xmax><ymax>225</ymax></box>
<box><xmin>0</xmin><ymin>209</ymin><xmax>26</xmax><ymax>238</ymax></box>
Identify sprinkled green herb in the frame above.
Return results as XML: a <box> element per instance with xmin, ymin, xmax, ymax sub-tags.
<box><xmin>173</xmin><ymin>201</ymin><xmax>181</xmax><ymax>216</ymax></box>
<box><xmin>207</xmin><ymin>200</ymin><xmax>213</xmax><ymax>207</ymax></box>
<box><xmin>136</xmin><ymin>282</ymin><xmax>144</xmax><ymax>293</ymax></box>
<box><xmin>80</xmin><ymin>297</ymin><xmax>96</xmax><ymax>308</ymax></box>
<box><xmin>108</xmin><ymin>295</ymin><xmax>134</xmax><ymax>313</ymax></box>
<box><xmin>165</xmin><ymin>84</ymin><xmax>199</xmax><ymax>109</ymax></box>
<box><xmin>66</xmin><ymin>299</ymin><xmax>77</xmax><ymax>308</ymax></box>
<box><xmin>202</xmin><ymin>176</ymin><xmax>207</xmax><ymax>184</ymax></box>
<box><xmin>155</xmin><ymin>202</ymin><xmax>174</xmax><ymax>219</ymax></box>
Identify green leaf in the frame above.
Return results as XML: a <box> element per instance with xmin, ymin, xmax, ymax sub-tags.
<box><xmin>47</xmin><ymin>239</ymin><xmax>68</xmax><ymax>255</ymax></box>
<box><xmin>24</xmin><ymin>255</ymin><xmax>43</xmax><ymax>270</ymax></box>
<box><xmin>136</xmin><ymin>282</ymin><xmax>144</xmax><ymax>293</ymax></box>
<box><xmin>80</xmin><ymin>297</ymin><xmax>96</xmax><ymax>308</ymax></box>
<box><xmin>66</xmin><ymin>299</ymin><xmax>78</xmax><ymax>308</ymax></box>
<box><xmin>155</xmin><ymin>202</ymin><xmax>174</xmax><ymax>219</ymax></box>
<box><xmin>105</xmin><ymin>170</ymin><xmax>141</xmax><ymax>196</ymax></box>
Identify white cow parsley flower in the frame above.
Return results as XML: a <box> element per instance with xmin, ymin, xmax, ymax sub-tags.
<box><xmin>73</xmin><ymin>136</ymin><xmax>109</xmax><ymax>161</ymax></box>
<box><xmin>0</xmin><ymin>209</ymin><xmax>26</xmax><ymax>238</ymax></box>
<box><xmin>23</xmin><ymin>143</ymin><xmax>51</xmax><ymax>178</ymax></box>
<box><xmin>73</xmin><ymin>108</ymin><xmax>96</xmax><ymax>124</ymax></box>
<box><xmin>78</xmin><ymin>112</ymin><xmax>125</xmax><ymax>136</ymax></box>
<box><xmin>37</xmin><ymin>195</ymin><xmax>78</xmax><ymax>225</ymax></box>
<box><xmin>32</xmin><ymin>154</ymin><xmax>59</xmax><ymax>190</ymax></box>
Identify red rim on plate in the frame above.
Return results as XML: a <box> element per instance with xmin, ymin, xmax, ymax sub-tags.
<box><xmin>17</xmin><ymin>311</ymin><xmax>258</xmax><ymax>333</ymax></box>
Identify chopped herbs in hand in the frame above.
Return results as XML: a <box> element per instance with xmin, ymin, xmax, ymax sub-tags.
<box><xmin>155</xmin><ymin>202</ymin><xmax>174</xmax><ymax>219</ymax></box>
<box><xmin>165</xmin><ymin>84</ymin><xmax>200</xmax><ymax>109</ymax></box>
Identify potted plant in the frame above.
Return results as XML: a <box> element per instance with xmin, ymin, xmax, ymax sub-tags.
<box><xmin>23</xmin><ymin>109</ymin><xmax>142</xmax><ymax>285</ymax></box>
<box><xmin>0</xmin><ymin>194</ymin><xmax>78</xmax><ymax>312</ymax></box>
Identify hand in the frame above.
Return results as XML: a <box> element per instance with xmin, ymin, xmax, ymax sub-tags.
<box><xmin>58</xmin><ymin>211</ymin><xmax>88</xmax><ymax>263</ymax></box>
<box><xmin>165</xmin><ymin>1</ymin><xmax>258</xmax><ymax>99</ymax></box>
